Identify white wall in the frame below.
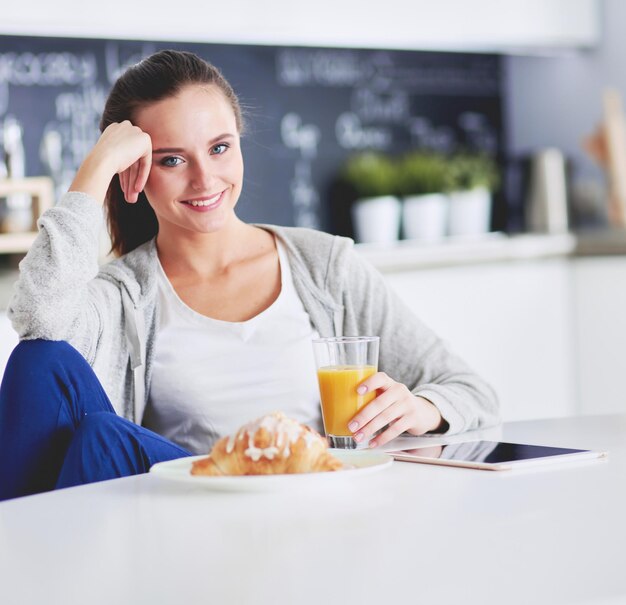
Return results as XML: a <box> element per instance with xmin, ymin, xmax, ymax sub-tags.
<box><xmin>504</xmin><ymin>0</ymin><xmax>626</xmax><ymax>187</ymax></box>
<box><xmin>0</xmin><ymin>1</ymin><xmax>599</xmax><ymax>52</ymax></box>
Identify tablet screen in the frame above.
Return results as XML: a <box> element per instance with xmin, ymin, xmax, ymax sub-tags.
<box><xmin>390</xmin><ymin>440</ymin><xmax>592</xmax><ymax>464</ymax></box>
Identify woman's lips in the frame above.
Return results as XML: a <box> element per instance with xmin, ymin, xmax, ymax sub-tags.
<box><xmin>180</xmin><ymin>191</ymin><xmax>224</xmax><ymax>212</ymax></box>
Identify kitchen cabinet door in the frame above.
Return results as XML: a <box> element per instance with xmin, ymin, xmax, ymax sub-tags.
<box><xmin>382</xmin><ymin>259</ymin><xmax>577</xmax><ymax>422</ymax></box>
<box><xmin>572</xmin><ymin>257</ymin><xmax>626</xmax><ymax>416</ymax></box>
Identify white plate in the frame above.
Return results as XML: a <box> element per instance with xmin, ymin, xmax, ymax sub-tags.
<box><xmin>149</xmin><ymin>449</ymin><xmax>393</xmax><ymax>492</ymax></box>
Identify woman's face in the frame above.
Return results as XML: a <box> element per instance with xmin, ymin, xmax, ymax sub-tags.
<box><xmin>134</xmin><ymin>84</ymin><xmax>244</xmax><ymax>239</ymax></box>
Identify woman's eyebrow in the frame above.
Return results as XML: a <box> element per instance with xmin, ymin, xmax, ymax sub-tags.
<box><xmin>152</xmin><ymin>147</ymin><xmax>184</xmax><ymax>154</ymax></box>
<box><xmin>152</xmin><ymin>133</ymin><xmax>235</xmax><ymax>154</ymax></box>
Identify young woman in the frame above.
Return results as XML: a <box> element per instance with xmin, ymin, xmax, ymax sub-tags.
<box><xmin>0</xmin><ymin>50</ymin><xmax>499</xmax><ymax>500</ymax></box>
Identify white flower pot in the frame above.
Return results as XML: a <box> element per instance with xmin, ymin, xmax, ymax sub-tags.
<box><xmin>402</xmin><ymin>193</ymin><xmax>449</xmax><ymax>242</ymax></box>
<box><xmin>447</xmin><ymin>187</ymin><xmax>492</xmax><ymax>236</ymax></box>
<box><xmin>351</xmin><ymin>195</ymin><xmax>401</xmax><ymax>244</ymax></box>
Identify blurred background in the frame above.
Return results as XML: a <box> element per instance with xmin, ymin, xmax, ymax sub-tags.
<box><xmin>0</xmin><ymin>0</ymin><xmax>616</xmax><ymax>236</ymax></box>
<box><xmin>1</xmin><ymin>0</ymin><xmax>624</xmax><ymax>423</ymax></box>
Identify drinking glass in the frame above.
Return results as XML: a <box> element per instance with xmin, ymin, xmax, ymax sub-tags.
<box><xmin>312</xmin><ymin>336</ymin><xmax>380</xmax><ymax>449</ymax></box>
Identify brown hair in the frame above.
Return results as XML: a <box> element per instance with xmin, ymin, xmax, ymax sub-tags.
<box><xmin>100</xmin><ymin>49</ymin><xmax>245</xmax><ymax>256</ymax></box>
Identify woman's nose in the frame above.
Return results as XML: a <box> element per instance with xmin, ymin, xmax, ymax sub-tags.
<box><xmin>189</xmin><ymin>160</ymin><xmax>214</xmax><ymax>191</ymax></box>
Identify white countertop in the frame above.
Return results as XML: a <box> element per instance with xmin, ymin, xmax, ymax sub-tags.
<box><xmin>355</xmin><ymin>232</ymin><xmax>578</xmax><ymax>271</ymax></box>
<box><xmin>1</xmin><ymin>414</ymin><xmax>624</xmax><ymax>605</ymax></box>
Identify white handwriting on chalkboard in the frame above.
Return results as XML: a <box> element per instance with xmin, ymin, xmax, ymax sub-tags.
<box><xmin>56</xmin><ymin>86</ymin><xmax>107</xmax><ymax>121</ymax></box>
<box><xmin>105</xmin><ymin>43</ymin><xmax>156</xmax><ymax>84</ymax></box>
<box><xmin>352</xmin><ymin>88</ymin><xmax>409</xmax><ymax>123</ymax></box>
<box><xmin>291</xmin><ymin>159</ymin><xmax>320</xmax><ymax>229</ymax></box>
<box><xmin>277</xmin><ymin>50</ymin><xmax>367</xmax><ymax>87</ymax></box>
<box><xmin>54</xmin><ymin>85</ymin><xmax>108</xmax><ymax>164</ymax></box>
<box><xmin>0</xmin><ymin>51</ymin><xmax>97</xmax><ymax>115</ymax></box>
<box><xmin>409</xmin><ymin>117</ymin><xmax>455</xmax><ymax>153</ymax></box>
<box><xmin>276</xmin><ymin>49</ymin><xmax>499</xmax><ymax>94</ymax></box>
<box><xmin>281</xmin><ymin>113</ymin><xmax>320</xmax><ymax>160</ymax></box>
<box><xmin>280</xmin><ymin>113</ymin><xmax>321</xmax><ymax>228</ymax></box>
<box><xmin>0</xmin><ymin>52</ymin><xmax>97</xmax><ymax>86</ymax></box>
<box><xmin>335</xmin><ymin>113</ymin><xmax>391</xmax><ymax>150</ymax></box>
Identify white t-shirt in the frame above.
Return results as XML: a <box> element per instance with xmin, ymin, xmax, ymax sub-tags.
<box><xmin>143</xmin><ymin>239</ymin><xmax>323</xmax><ymax>454</ymax></box>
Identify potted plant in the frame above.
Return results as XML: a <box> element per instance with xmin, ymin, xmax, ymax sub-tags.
<box><xmin>340</xmin><ymin>152</ymin><xmax>401</xmax><ymax>244</ymax></box>
<box><xmin>397</xmin><ymin>151</ymin><xmax>450</xmax><ymax>242</ymax></box>
<box><xmin>446</xmin><ymin>152</ymin><xmax>500</xmax><ymax>237</ymax></box>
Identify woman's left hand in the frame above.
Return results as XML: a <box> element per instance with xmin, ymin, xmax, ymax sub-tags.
<box><xmin>348</xmin><ymin>372</ymin><xmax>446</xmax><ymax>448</ymax></box>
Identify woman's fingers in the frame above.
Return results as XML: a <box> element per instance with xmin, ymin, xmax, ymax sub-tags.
<box><xmin>127</xmin><ymin>162</ymin><xmax>139</xmax><ymax>202</ymax></box>
<box><xmin>119</xmin><ymin>151</ymin><xmax>151</xmax><ymax>204</ymax></box>
<box><xmin>353</xmin><ymin>395</ymin><xmax>412</xmax><ymax>446</ymax></box>
<box><xmin>119</xmin><ymin>169</ymin><xmax>129</xmax><ymax>201</ymax></box>
<box><xmin>100</xmin><ymin>121</ymin><xmax>153</xmax><ymax>202</ymax></box>
<box><xmin>369</xmin><ymin>415</ymin><xmax>415</xmax><ymax>448</ymax></box>
<box><xmin>347</xmin><ymin>370</ymin><xmax>445</xmax><ymax>447</ymax></box>
<box><xmin>350</xmin><ymin>373</ymin><xmax>406</xmax><ymax>430</ymax></box>
<box><xmin>134</xmin><ymin>153</ymin><xmax>152</xmax><ymax>195</ymax></box>
<box><xmin>355</xmin><ymin>371</ymin><xmax>392</xmax><ymax>396</ymax></box>
<box><xmin>352</xmin><ymin>385</ymin><xmax>403</xmax><ymax>430</ymax></box>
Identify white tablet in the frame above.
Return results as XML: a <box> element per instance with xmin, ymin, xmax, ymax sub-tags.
<box><xmin>388</xmin><ymin>440</ymin><xmax>608</xmax><ymax>471</ymax></box>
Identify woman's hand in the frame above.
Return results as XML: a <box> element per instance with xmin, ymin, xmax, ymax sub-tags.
<box><xmin>347</xmin><ymin>372</ymin><xmax>446</xmax><ymax>448</ymax></box>
<box><xmin>69</xmin><ymin>121</ymin><xmax>152</xmax><ymax>203</ymax></box>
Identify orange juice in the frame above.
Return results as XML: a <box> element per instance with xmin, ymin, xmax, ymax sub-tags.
<box><xmin>317</xmin><ymin>365</ymin><xmax>377</xmax><ymax>436</ymax></box>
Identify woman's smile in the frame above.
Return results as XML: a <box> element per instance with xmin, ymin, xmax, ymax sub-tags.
<box><xmin>179</xmin><ymin>190</ymin><xmax>225</xmax><ymax>211</ymax></box>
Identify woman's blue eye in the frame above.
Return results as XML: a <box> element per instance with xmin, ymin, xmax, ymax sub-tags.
<box><xmin>161</xmin><ymin>156</ymin><xmax>183</xmax><ymax>167</ymax></box>
<box><xmin>211</xmin><ymin>143</ymin><xmax>228</xmax><ymax>155</ymax></box>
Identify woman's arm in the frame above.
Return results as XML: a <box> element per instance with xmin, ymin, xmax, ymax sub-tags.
<box><xmin>8</xmin><ymin>122</ymin><xmax>153</xmax><ymax>362</ymax></box>
<box><xmin>9</xmin><ymin>192</ymin><xmax>109</xmax><ymax>361</ymax></box>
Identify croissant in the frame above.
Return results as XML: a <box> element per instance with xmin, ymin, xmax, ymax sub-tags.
<box><xmin>191</xmin><ymin>412</ymin><xmax>343</xmax><ymax>476</ymax></box>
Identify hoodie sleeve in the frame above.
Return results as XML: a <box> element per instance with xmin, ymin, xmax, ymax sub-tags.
<box><xmin>7</xmin><ymin>191</ymin><xmax>120</xmax><ymax>364</ymax></box>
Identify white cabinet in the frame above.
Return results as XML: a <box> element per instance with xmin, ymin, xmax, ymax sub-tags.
<box><xmin>572</xmin><ymin>257</ymin><xmax>626</xmax><ymax>416</ymax></box>
<box><xmin>0</xmin><ymin>0</ymin><xmax>600</xmax><ymax>52</ymax></box>
<box><xmin>381</xmin><ymin>258</ymin><xmax>577</xmax><ymax>422</ymax></box>
<box><xmin>375</xmin><ymin>251</ymin><xmax>626</xmax><ymax>422</ymax></box>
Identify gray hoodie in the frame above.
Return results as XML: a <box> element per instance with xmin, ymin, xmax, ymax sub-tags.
<box><xmin>9</xmin><ymin>192</ymin><xmax>499</xmax><ymax>434</ymax></box>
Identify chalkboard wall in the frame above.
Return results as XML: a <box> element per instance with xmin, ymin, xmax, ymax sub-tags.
<box><xmin>0</xmin><ymin>35</ymin><xmax>504</xmax><ymax>234</ymax></box>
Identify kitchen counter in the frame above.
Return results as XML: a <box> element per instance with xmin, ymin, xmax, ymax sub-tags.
<box><xmin>355</xmin><ymin>231</ymin><xmax>577</xmax><ymax>272</ymax></box>
<box><xmin>356</xmin><ymin>228</ymin><xmax>626</xmax><ymax>272</ymax></box>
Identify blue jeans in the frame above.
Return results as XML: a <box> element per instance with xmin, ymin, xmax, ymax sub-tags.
<box><xmin>0</xmin><ymin>340</ymin><xmax>192</xmax><ymax>501</ymax></box>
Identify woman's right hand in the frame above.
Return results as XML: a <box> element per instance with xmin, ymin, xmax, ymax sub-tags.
<box><xmin>69</xmin><ymin>121</ymin><xmax>153</xmax><ymax>203</ymax></box>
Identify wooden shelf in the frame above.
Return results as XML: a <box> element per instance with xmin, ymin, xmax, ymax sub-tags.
<box><xmin>0</xmin><ymin>177</ymin><xmax>54</xmax><ymax>254</ymax></box>
<box><xmin>0</xmin><ymin>232</ymin><xmax>37</xmax><ymax>254</ymax></box>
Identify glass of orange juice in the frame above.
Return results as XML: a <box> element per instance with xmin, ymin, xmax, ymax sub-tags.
<box><xmin>312</xmin><ymin>336</ymin><xmax>380</xmax><ymax>449</ymax></box>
